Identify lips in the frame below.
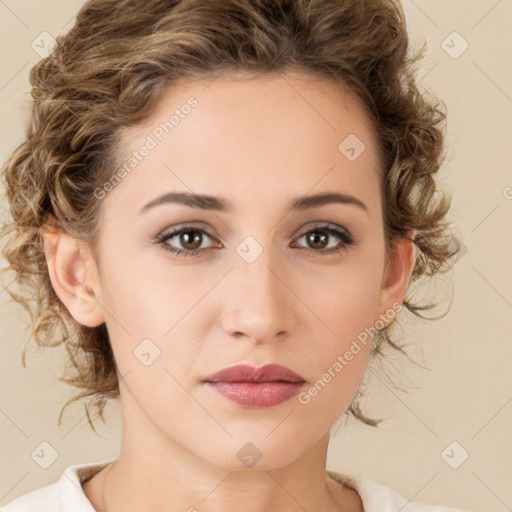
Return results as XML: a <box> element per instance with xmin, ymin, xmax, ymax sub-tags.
<box><xmin>203</xmin><ymin>364</ymin><xmax>306</xmax><ymax>408</ymax></box>
<box><xmin>203</xmin><ymin>364</ymin><xmax>306</xmax><ymax>384</ymax></box>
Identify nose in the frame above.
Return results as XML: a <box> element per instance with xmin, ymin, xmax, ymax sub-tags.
<box><xmin>219</xmin><ymin>249</ymin><xmax>297</xmax><ymax>345</ymax></box>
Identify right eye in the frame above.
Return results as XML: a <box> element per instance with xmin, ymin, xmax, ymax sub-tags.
<box><xmin>155</xmin><ymin>226</ymin><xmax>220</xmax><ymax>257</ymax></box>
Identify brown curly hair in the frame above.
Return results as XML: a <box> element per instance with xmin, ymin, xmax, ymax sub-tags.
<box><xmin>0</xmin><ymin>0</ymin><xmax>460</xmax><ymax>432</ymax></box>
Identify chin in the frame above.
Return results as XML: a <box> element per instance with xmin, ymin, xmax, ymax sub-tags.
<box><xmin>193</xmin><ymin>433</ymin><xmax>315</xmax><ymax>472</ymax></box>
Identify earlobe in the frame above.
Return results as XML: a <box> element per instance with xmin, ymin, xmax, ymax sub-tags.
<box><xmin>43</xmin><ymin>228</ymin><xmax>105</xmax><ymax>328</ymax></box>
<box><xmin>376</xmin><ymin>231</ymin><xmax>417</xmax><ymax>326</ymax></box>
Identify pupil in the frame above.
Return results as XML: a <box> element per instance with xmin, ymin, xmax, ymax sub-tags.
<box><xmin>308</xmin><ymin>231</ymin><xmax>327</xmax><ymax>249</ymax></box>
<box><xmin>182</xmin><ymin>231</ymin><xmax>201</xmax><ymax>250</ymax></box>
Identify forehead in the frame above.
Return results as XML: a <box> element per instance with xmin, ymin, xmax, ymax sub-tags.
<box><xmin>108</xmin><ymin>71</ymin><xmax>382</xmax><ymax>217</ymax></box>
<box><xmin>122</xmin><ymin>70</ymin><xmax>378</xmax><ymax>152</ymax></box>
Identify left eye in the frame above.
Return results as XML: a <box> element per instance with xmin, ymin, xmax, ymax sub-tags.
<box><xmin>292</xmin><ymin>226</ymin><xmax>354</xmax><ymax>253</ymax></box>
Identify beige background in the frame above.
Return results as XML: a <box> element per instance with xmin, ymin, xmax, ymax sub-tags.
<box><xmin>0</xmin><ymin>1</ymin><xmax>510</xmax><ymax>511</ymax></box>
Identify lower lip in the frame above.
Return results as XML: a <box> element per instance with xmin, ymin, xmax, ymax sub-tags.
<box><xmin>204</xmin><ymin>381</ymin><xmax>305</xmax><ymax>408</ymax></box>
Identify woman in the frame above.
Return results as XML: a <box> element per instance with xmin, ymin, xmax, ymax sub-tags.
<box><xmin>0</xmin><ymin>0</ymin><xmax>471</xmax><ymax>510</ymax></box>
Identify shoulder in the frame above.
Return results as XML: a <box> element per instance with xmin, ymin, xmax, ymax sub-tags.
<box><xmin>327</xmin><ymin>470</ymin><xmax>474</xmax><ymax>512</ymax></box>
<box><xmin>0</xmin><ymin>460</ymin><xmax>113</xmax><ymax>512</ymax></box>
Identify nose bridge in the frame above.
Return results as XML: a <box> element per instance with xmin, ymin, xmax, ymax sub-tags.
<box><xmin>220</xmin><ymin>238</ymin><xmax>295</xmax><ymax>342</ymax></box>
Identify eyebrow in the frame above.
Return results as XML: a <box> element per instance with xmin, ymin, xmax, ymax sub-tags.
<box><xmin>139</xmin><ymin>191</ymin><xmax>369</xmax><ymax>215</ymax></box>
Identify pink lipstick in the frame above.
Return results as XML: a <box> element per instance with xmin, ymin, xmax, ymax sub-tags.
<box><xmin>203</xmin><ymin>364</ymin><xmax>306</xmax><ymax>408</ymax></box>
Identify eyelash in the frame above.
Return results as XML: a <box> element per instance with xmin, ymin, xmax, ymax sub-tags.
<box><xmin>154</xmin><ymin>224</ymin><xmax>355</xmax><ymax>258</ymax></box>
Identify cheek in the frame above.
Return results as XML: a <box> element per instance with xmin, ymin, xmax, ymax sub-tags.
<box><xmin>294</xmin><ymin>253</ymin><xmax>383</xmax><ymax>404</ymax></box>
<box><xmin>305</xmin><ymin>285</ymin><xmax>376</xmax><ymax>396</ymax></box>
<box><xmin>96</xmin><ymin>249</ymin><xmax>216</xmax><ymax>388</ymax></box>
<box><xmin>296</xmin><ymin>293</ymin><xmax>375</xmax><ymax>427</ymax></box>
<box><xmin>297</xmin><ymin>254</ymin><xmax>383</xmax><ymax>341</ymax></box>
<box><xmin>98</xmin><ymin>243</ymin><xmax>208</xmax><ymax>333</ymax></box>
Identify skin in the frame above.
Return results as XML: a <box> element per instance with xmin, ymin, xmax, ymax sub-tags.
<box><xmin>44</xmin><ymin>71</ymin><xmax>415</xmax><ymax>512</ymax></box>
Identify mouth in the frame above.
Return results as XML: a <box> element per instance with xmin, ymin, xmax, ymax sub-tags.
<box><xmin>203</xmin><ymin>364</ymin><xmax>306</xmax><ymax>408</ymax></box>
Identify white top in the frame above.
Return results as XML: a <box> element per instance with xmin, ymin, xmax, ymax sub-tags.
<box><xmin>0</xmin><ymin>459</ymin><xmax>472</xmax><ymax>512</ymax></box>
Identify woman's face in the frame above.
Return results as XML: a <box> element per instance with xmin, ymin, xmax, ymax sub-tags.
<box><xmin>77</xmin><ymin>72</ymin><xmax>411</xmax><ymax>469</ymax></box>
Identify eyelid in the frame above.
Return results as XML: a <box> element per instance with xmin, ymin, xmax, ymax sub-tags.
<box><xmin>154</xmin><ymin>221</ymin><xmax>356</xmax><ymax>259</ymax></box>
<box><xmin>292</xmin><ymin>223</ymin><xmax>354</xmax><ymax>250</ymax></box>
<box><xmin>155</xmin><ymin>225</ymin><xmax>219</xmax><ymax>247</ymax></box>
<box><xmin>294</xmin><ymin>221</ymin><xmax>354</xmax><ymax>238</ymax></box>
<box><xmin>157</xmin><ymin>224</ymin><xmax>215</xmax><ymax>239</ymax></box>
<box><xmin>156</xmin><ymin>221</ymin><xmax>352</xmax><ymax>243</ymax></box>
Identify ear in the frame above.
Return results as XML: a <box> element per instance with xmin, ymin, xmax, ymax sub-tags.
<box><xmin>375</xmin><ymin>230</ymin><xmax>417</xmax><ymax>326</ymax></box>
<box><xmin>43</xmin><ymin>227</ymin><xmax>105</xmax><ymax>328</ymax></box>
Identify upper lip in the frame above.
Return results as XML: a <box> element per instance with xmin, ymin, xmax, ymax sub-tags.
<box><xmin>203</xmin><ymin>364</ymin><xmax>306</xmax><ymax>383</ymax></box>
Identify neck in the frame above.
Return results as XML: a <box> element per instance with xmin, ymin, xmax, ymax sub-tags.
<box><xmin>91</xmin><ymin>386</ymin><xmax>362</xmax><ymax>512</ymax></box>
